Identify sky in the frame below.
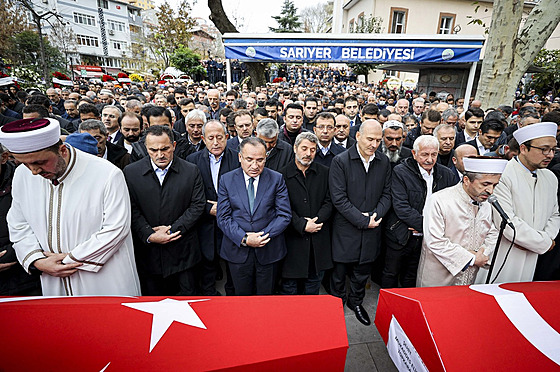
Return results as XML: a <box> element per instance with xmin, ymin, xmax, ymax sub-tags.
<box><xmin>154</xmin><ymin>0</ymin><xmax>326</xmax><ymax>33</ymax></box>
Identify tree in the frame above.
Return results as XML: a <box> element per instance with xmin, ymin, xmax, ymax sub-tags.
<box><xmin>7</xmin><ymin>30</ymin><xmax>65</xmax><ymax>82</ymax></box>
<box><xmin>529</xmin><ymin>49</ymin><xmax>560</xmax><ymax>97</ymax></box>
<box><xmin>170</xmin><ymin>45</ymin><xmax>206</xmax><ymax>78</ymax></box>
<box><xmin>475</xmin><ymin>0</ymin><xmax>560</xmax><ymax>108</ymax></box>
<box><xmin>348</xmin><ymin>15</ymin><xmax>383</xmax><ymax>83</ymax></box>
<box><xmin>0</xmin><ymin>0</ymin><xmax>30</xmax><ymax>62</ymax></box>
<box><xmin>208</xmin><ymin>0</ymin><xmax>266</xmax><ymax>88</ymax></box>
<box><xmin>300</xmin><ymin>2</ymin><xmax>332</xmax><ymax>33</ymax></box>
<box><xmin>270</xmin><ymin>0</ymin><xmax>302</xmax><ymax>33</ymax></box>
<box><xmin>50</xmin><ymin>20</ymin><xmax>77</xmax><ymax>74</ymax></box>
<box><xmin>15</xmin><ymin>0</ymin><xmax>65</xmax><ymax>85</ymax></box>
<box><xmin>147</xmin><ymin>0</ymin><xmax>196</xmax><ymax>69</ymax></box>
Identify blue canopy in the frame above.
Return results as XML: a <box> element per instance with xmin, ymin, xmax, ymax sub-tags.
<box><xmin>223</xmin><ymin>33</ymin><xmax>484</xmax><ymax>64</ymax></box>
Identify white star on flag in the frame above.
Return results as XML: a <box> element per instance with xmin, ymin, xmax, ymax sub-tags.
<box><xmin>122</xmin><ymin>298</ymin><xmax>209</xmax><ymax>352</ymax></box>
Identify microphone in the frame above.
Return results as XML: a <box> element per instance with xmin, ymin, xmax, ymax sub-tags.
<box><xmin>488</xmin><ymin>195</ymin><xmax>515</xmax><ymax>230</ymax></box>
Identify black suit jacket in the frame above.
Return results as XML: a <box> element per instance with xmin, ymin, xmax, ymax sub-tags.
<box><xmin>106</xmin><ymin>142</ymin><xmax>130</xmax><ymax>170</ymax></box>
<box><xmin>266</xmin><ymin>139</ymin><xmax>294</xmax><ymax>172</ymax></box>
<box><xmin>464</xmin><ymin>138</ymin><xmax>499</xmax><ymax>154</ymax></box>
<box><xmin>314</xmin><ymin>142</ymin><xmax>346</xmax><ymax>168</ymax></box>
<box><xmin>329</xmin><ymin>145</ymin><xmax>392</xmax><ymax>264</ymax></box>
<box><xmin>123</xmin><ymin>157</ymin><xmax>206</xmax><ymax>277</ymax></box>
<box><xmin>186</xmin><ymin>147</ymin><xmax>240</xmax><ymax>261</ymax></box>
<box><xmin>130</xmin><ymin>130</ymin><xmax>194</xmax><ymax>163</ymax></box>
<box><xmin>279</xmin><ymin>160</ymin><xmax>333</xmax><ymax>278</ymax></box>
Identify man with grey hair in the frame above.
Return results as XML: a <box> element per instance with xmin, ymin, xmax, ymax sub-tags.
<box><xmin>125</xmin><ymin>99</ymin><xmax>143</xmax><ymax>115</ymax></box>
<box><xmin>381</xmin><ymin>120</ymin><xmax>412</xmax><ymax>168</ymax></box>
<box><xmin>256</xmin><ymin>118</ymin><xmax>293</xmax><ymax>171</ymax></box>
<box><xmin>185</xmin><ymin>109</ymin><xmax>207</xmax><ymax>152</ymax></box>
<box><xmin>434</xmin><ymin>124</ymin><xmax>459</xmax><ymax>183</ymax></box>
<box><xmin>79</xmin><ymin>119</ymin><xmax>130</xmax><ymax>169</ymax></box>
<box><xmin>279</xmin><ymin>132</ymin><xmax>333</xmax><ymax>295</ymax></box>
<box><xmin>232</xmin><ymin>99</ymin><xmax>247</xmax><ymax>111</ymax></box>
<box><xmin>441</xmin><ymin>108</ymin><xmax>459</xmax><ymax>127</ymax></box>
<box><xmin>395</xmin><ymin>99</ymin><xmax>410</xmax><ymax>116</ymax></box>
<box><xmin>187</xmin><ymin>120</ymin><xmax>240</xmax><ymax>295</ymax></box>
<box><xmin>382</xmin><ymin>135</ymin><xmax>456</xmax><ymax>288</ymax></box>
<box><xmin>412</xmin><ymin>97</ymin><xmax>425</xmax><ymax>121</ymax></box>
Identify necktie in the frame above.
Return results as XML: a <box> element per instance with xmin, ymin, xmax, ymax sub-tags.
<box><xmin>248</xmin><ymin>177</ymin><xmax>255</xmax><ymax>214</ymax></box>
<box><xmin>108</xmin><ymin>135</ymin><xmax>112</xmax><ymax>143</ymax></box>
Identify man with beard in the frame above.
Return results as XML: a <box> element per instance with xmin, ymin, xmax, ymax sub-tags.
<box><xmin>117</xmin><ymin>112</ymin><xmax>143</xmax><ymax>154</ymax></box>
<box><xmin>313</xmin><ymin>112</ymin><xmax>346</xmax><ymax>167</ymax></box>
<box><xmin>381</xmin><ymin>120</ymin><xmax>412</xmax><ymax>168</ymax></box>
<box><xmin>280</xmin><ymin>132</ymin><xmax>333</xmax><ymax>295</ymax></box>
<box><xmin>417</xmin><ymin>157</ymin><xmax>507</xmax><ymax>287</ymax></box>
<box><xmin>478</xmin><ymin>123</ymin><xmax>560</xmax><ymax>283</ymax></box>
<box><xmin>382</xmin><ymin>135</ymin><xmax>456</xmax><ymax>288</ymax></box>
<box><xmin>434</xmin><ymin>124</ymin><xmax>459</xmax><ymax>183</ymax></box>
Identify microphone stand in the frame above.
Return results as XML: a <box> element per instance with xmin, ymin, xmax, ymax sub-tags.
<box><xmin>485</xmin><ymin>218</ymin><xmax>508</xmax><ymax>284</ymax></box>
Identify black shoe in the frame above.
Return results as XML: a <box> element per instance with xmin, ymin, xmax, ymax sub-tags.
<box><xmin>351</xmin><ymin>304</ymin><xmax>371</xmax><ymax>326</ymax></box>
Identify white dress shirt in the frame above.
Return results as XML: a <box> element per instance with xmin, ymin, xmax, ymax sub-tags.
<box><xmin>358</xmin><ymin>150</ymin><xmax>375</xmax><ymax>173</ymax></box>
<box><xmin>209</xmin><ymin>152</ymin><xmax>223</xmax><ymax>192</ymax></box>
<box><xmin>151</xmin><ymin>159</ymin><xmax>172</xmax><ymax>185</ymax></box>
<box><xmin>243</xmin><ymin>171</ymin><xmax>260</xmax><ymax>199</ymax></box>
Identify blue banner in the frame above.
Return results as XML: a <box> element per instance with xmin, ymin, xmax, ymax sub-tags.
<box><xmin>225</xmin><ymin>45</ymin><xmax>481</xmax><ymax>63</ymax></box>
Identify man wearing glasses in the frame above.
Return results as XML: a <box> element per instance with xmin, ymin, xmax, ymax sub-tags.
<box><xmin>477</xmin><ymin>122</ymin><xmax>560</xmax><ymax>284</ymax></box>
<box><xmin>313</xmin><ymin>112</ymin><xmax>345</xmax><ymax>167</ymax></box>
<box><xmin>217</xmin><ymin>137</ymin><xmax>291</xmax><ymax>295</ymax></box>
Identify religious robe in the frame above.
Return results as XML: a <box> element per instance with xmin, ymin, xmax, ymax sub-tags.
<box><xmin>8</xmin><ymin>146</ymin><xmax>141</xmax><ymax>296</ymax></box>
<box><xmin>476</xmin><ymin>159</ymin><xmax>560</xmax><ymax>284</ymax></box>
<box><xmin>417</xmin><ymin>183</ymin><xmax>498</xmax><ymax>287</ymax></box>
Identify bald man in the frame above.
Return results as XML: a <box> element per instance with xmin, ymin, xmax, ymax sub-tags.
<box><xmin>329</xmin><ymin>120</ymin><xmax>391</xmax><ymax>326</ymax></box>
<box><xmin>452</xmin><ymin>144</ymin><xmax>478</xmax><ymax>180</ymax></box>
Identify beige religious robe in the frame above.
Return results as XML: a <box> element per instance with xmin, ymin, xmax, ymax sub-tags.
<box><xmin>8</xmin><ymin>146</ymin><xmax>141</xmax><ymax>296</ymax></box>
<box><xmin>417</xmin><ymin>183</ymin><xmax>498</xmax><ymax>287</ymax></box>
<box><xmin>476</xmin><ymin>159</ymin><xmax>560</xmax><ymax>284</ymax></box>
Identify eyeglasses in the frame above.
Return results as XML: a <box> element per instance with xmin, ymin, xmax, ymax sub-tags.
<box><xmin>525</xmin><ymin>144</ymin><xmax>559</xmax><ymax>155</ymax></box>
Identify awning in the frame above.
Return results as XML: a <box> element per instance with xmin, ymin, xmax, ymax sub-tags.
<box><xmin>105</xmin><ymin>67</ymin><xmax>122</xmax><ymax>75</ymax></box>
<box><xmin>73</xmin><ymin>70</ymin><xmax>104</xmax><ymax>78</ymax></box>
<box><xmin>223</xmin><ymin>33</ymin><xmax>484</xmax><ymax>64</ymax></box>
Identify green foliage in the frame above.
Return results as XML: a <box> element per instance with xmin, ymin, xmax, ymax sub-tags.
<box><xmin>148</xmin><ymin>0</ymin><xmax>196</xmax><ymax>68</ymax></box>
<box><xmin>270</xmin><ymin>0</ymin><xmax>302</xmax><ymax>33</ymax></box>
<box><xmin>6</xmin><ymin>30</ymin><xmax>65</xmax><ymax>79</ymax></box>
<box><xmin>348</xmin><ymin>15</ymin><xmax>383</xmax><ymax>83</ymax></box>
<box><xmin>530</xmin><ymin>49</ymin><xmax>560</xmax><ymax>96</ymax></box>
<box><xmin>170</xmin><ymin>46</ymin><xmax>206</xmax><ymax>77</ymax></box>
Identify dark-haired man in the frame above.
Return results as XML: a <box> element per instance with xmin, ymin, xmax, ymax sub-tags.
<box><xmin>403</xmin><ymin>109</ymin><xmax>441</xmax><ymax>148</ymax></box>
<box><xmin>464</xmin><ymin>119</ymin><xmax>505</xmax><ymax>155</ymax></box>
<box><xmin>124</xmin><ymin>125</ymin><xmax>205</xmax><ymax>295</ymax></box>
<box><xmin>279</xmin><ymin>103</ymin><xmax>309</xmax><ymax>145</ymax></box>
<box><xmin>313</xmin><ymin>112</ymin><xmax>345</xmax><ymax>167</ymax></box>
<box><xmin>455</xmin><ymin>108</ymin><xmax>484</xmax><ymax>146</ymax></box>
<box><xmin>303</xmin><ymin>96</ymin><xmax>320</xmax><ymax>130</ymax></box>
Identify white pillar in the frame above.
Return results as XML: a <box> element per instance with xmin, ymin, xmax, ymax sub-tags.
<box><xmin>226</xmin><ymin>59</ymin><xmax>232</xmax><ymax>91</ymax></box>
<box><xmin>464</xmin><ymin>61</ymin><xmax>477</xmax><ymax>111</ymax></box>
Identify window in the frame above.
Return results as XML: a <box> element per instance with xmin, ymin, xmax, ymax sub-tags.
<box><xmin>357</xmin><ymin>12</ymin><xmax>365</xmax><ymax>30</ymax></box>
<box><xmin>76</xmin><ymin>34</ymin><xmax>99</xmax><ymax>47</ymax></box>
<box><xmin>73</xmin><ymin>12</ymin><xmax>96</xmax><ymax>26</ymax></box>
<box><xmin>111</xmin><ymin>39</ymin><xmax>127</xmax><ymax>50</ymax></box>
<box><xmin>97</xmin><ymin>0</ymin><xmax>108</xmax><ymax>9</ymax></box>
<box><xmin>349</xmin><ymin>19</ymin><xmax>355</xmax><ymax>33</ymax></box>
<box><xmin>438</xmin><ymin>13</ymin><xmax>456</xmax><ymax>34</ymax></box>
<box><xmin>389</xmin><ymin>8</ymin><xmax>408</xmax><ymax>34</ymax></box>
<box><xmin>107</xmin><ymin>19</ymin><xmax>126</xmax><ymax>32</ymax></box>
<box><xmin>129</xmin><ymin>24</ymin><xmax>141</xmax><ymax>34</ymax></box>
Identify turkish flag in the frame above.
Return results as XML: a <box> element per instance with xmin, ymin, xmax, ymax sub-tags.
<box><xmin>375</xmin><ymin>281</ymin><xmax>560</xmax><ymax>372</ymax></box>
<box><xmin>0</xmin><ymin>295</ymin><xmax>348</xmax><ymax>371</ymax></box>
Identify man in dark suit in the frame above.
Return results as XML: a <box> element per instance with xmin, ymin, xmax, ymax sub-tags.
<box><xmin>334</xmin><ymin>114</ymin><xmax>356</xmax><ymax>149</ymax></box>
<box><xmin>464</xmin><ymin>119</ymin><xmax>505</xmax><ymax>155</ymax></box>
<box><xmin>455</xmin><ymin>108</ymin><xmax>484</xmax><ymax>147</ymax></box>
<box><xmin>255</xmin><ymin>118</ymin><xmax>294</xmax><ymax>171</ymax></box>
<box><xmin>403</xmin><ymin>109</ymin><xmax>441</xmax><ymax>149</ymax></box>
<box><xmin>217</xmin><ymin>137</ymin><xmax>291</xmax><ymax>295</ymax></box>
<box><xmin>278</xmin><ymin>103</ymin><xmax>309</xmax><ymax>145</ymax></box>
<box><xmin>380</xmin><ymin>120</ymin><xmax>412</xmax><ymax>169</ymax></box>
<box><xmin>350</xmin><ymin>103</ymin><xmax>379</xmax><ymax>139</ymax></box>
<box><xmin>226</xmin><ymin>109</ymin><xmax>254</xmax><ymax>151</ymax></box>
<box><xmin>313</xmin><ymin>112</ymin><xmax>346</xmax><ymax>167</ymax></box>
<box><xmin>434</xmin><ymin>124</ymin><xmax>460</xmax><ymax>183</ymax></box>
<box><xmin>124</xmin><ymin>125</ymin><xmax>206</xmax><ymax>295</ymax></box>
<box><xmin>329</xmin><ymin>120</ymin><xmax>392</xmax><ymax>326</ymax></box>
<box><xmin>280</xmin><ymin>132</ymin><xmax>333</xmax><ymax>295</ymax></box>
<box><xmin>78</xmin><ymin>119</ymin><xmax>130</xmax><ymax>170</ymax></box>
<box><xmin>186</xmin><ymin>120</ymin><xmax>240</xmax><ymax>295</ymax></box>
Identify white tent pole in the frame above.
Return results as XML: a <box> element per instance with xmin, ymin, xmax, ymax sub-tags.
<box><xmin>226</xmin><ymin>59</ymin><xmax>232</xmax><ymax>91</ymax></box>
<box><xmin>464</xmin><ymin>61</ymin><xmax>477</xmax><ymax>111</ymax></box>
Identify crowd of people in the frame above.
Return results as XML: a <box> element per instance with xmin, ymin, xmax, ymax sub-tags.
<box><xmin>0</xmin><ymin>75</ymin><xmax>559</xmax><ymax>327</ymax></box>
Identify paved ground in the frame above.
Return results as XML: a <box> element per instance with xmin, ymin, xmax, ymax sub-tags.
<box><xmin>217</xmin><ymin>268</ymin><xmax>397</xmax><ymax>371</ymax></box>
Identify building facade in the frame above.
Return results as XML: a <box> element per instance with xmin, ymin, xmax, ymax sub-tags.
<box><xmin>30</xmin><ymin>0</ymin><xmax>145</xmax><ymax>78</ymax></box>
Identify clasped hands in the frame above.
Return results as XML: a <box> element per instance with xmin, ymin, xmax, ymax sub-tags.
<box><xmin>363</xmin><ymin>212</ymin><xmax>382</xmax><ymax>228</ymax></box>
<box><xmin>148</xmin><ymin>225</ymin><xmax>182</xmax><ymax>244</ymax></box>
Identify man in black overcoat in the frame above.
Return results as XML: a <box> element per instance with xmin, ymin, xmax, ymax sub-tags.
<box><xmin>280</xmin><ymin>132</ymin><xmax>333</xmax><ymax>295</ymax></box>
<box><xmin>329</xmin><ymin>120</ymin><xmax>392</xmax><ymax>326</ymax></box>
<box><xmin>124</xmin><ymin>125</ymin><xmax>205</xmax><ymax>296</ymax></box>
